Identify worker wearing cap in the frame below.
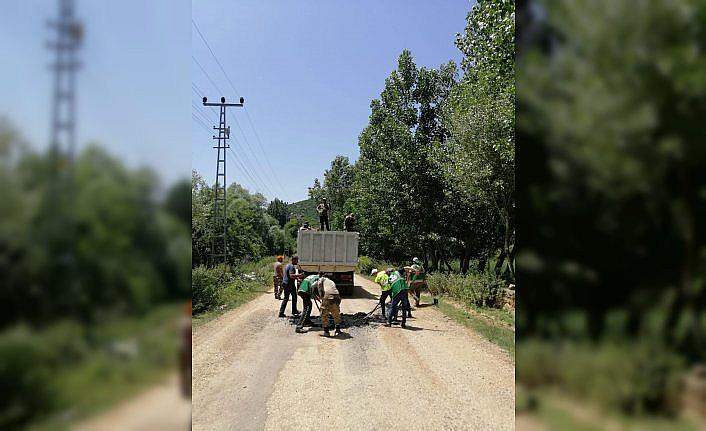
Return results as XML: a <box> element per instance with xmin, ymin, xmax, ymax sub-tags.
<box><xmin>273</xmin><ymin>256</ymin><xmax>284</xmax><ymax>299</ymax></box>
<box><xmin>295</xmin><ymin>274</ymin><xmax>321</xmax><ymax>333</ymax></box>
<box><xmin>372</xmin><ymin>268</ymin><xmax>392</xmax><ymax>317</ymax></box>
<box><xmin>385</xmin><ymin>267</ymin><xmax>410</xmax><ymax>328</ymax></box>
<box><xmin>316</xmin><ymin>198</ymin><xmax>331</xmax><ymax>231</ymax></box>
<box><xmin>316</xmin><ymin>276</ymin><xmax>342</xmax><ymax>336</ymax></box>
<box><xmin>405</xmin><ymin>257</ymin><xmax>426</xmax><ymax>308</ymax></box>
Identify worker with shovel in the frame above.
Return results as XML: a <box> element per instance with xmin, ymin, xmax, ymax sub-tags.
<box><xmin>315</xmin><ymin>276</ymin><xmax>342</xmax><ymax>337</ymax></box>
<box><xmin>385</xmin><ymin>267</ymin><xmax>411</xmax><ymax>328</ymax></box>
<box><xmin>295</xmin><ymin>273</ymin><xmax>321</xmax><ymax>333</ymax></box>
<box><xmin>372</xmin><ymin>268</ymin><xmax>393</xmax><ymax>317</ymax></box>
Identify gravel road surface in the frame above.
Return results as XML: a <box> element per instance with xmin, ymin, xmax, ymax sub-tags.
<box><xmin>192</xmin><ymin>274</ymin><xmax>514</xmax><ymax>430</ymax></box>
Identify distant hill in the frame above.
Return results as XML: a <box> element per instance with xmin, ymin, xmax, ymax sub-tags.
<box><xmin>288</xmin><ymin>198</ymin><xmax>318</xmax><ymax>225</ymax></box>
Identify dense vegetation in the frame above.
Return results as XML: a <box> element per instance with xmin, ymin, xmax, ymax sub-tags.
<box><xmin>517</xmin><ymin>0</ymin><xmax>706</xmax><ymax>418</ymax></box>
<box><xmin>307</xmin><ymin>0</ymin><xmax>515</xmax><ymax>280</ymax></box>
<box><xmin>0</xmin><ymin>120</ymin><xmax>190</xmax><ymax>428</ymax></box>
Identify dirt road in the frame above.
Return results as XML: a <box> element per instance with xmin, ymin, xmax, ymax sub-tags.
<box><xmin>192</xmin><ymin>274</ymin><xmax>514</xmax><ymax>430</ymax></box>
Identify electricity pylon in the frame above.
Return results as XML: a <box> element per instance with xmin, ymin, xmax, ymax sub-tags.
<box><xmin>202</xmin><ymin>96</ymin><xmax>244</xmax><ymax>265</ymax></box>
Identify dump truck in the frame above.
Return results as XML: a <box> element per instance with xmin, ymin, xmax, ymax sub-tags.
<box><xmin>296</xmin><ymin>230</ymin><xmax>359</xmax><ymax>295</ymax></box>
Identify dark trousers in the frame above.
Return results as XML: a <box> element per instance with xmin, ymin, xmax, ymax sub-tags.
<box><xmin>379</xmin><ymin>289</ymin><xmax>392</xmax><ymax>317</ymax></box>
<box><xmin>296</xmin><ymin>293</ymin><xmax>312</xmax><ymax>328</ymax></box>
<box><xmin>319</xmin><ymin>215</ymin><xmax>329</xmax><ymax>231</ymax></box>
<box><xmin>386</xmin><ymin>291</ymin><xmax>410</xmax><ymax>325</ymax></box>
<box><xmin>278</xmin><ymin>282</ymin><xmax>298</xmax><ymax>316</ymax></box>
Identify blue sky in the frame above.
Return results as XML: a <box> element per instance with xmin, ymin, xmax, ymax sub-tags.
<box><xmin>0</xmin><ymin>0</ymin><xmax>191</xmax><ymax>187</ymax></box>
<box><xmin>192</xmin><ymin>0</ymin><xmax>472</xmax><ymax>203</ymax></box>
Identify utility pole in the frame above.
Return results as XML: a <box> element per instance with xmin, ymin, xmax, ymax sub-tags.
<box><xmin>47</xmin><ymin>0</ymin><xmax>82</xmax><ymax>168</ymax></box>
<box><xmin>202</xmin><ymin>96</ymin><xmax>244</xmax><ymax>265</ymax></box>
<box><xmin>41</xmin><ymin>0</ymin><xmax>83</xmax><ymax>317</ymax></box>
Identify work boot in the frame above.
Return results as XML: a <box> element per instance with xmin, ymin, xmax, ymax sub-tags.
<box><xmin>334</xmin><ymin>325</ymin><xmax>341</xmax><ymax>336</ymax></box>
<box><xmin>323</xmin><ymin>329</ymin><xmax>331</xmax><ymax>337</ymax></box>
<box><xmin>295</xmin><ymin>327</ymin><xmax>305</xmax><ymax>333</ymax></box>
<box><xmin>278</xmin><ymin>313</ymin><xmax>286</xmax><ymax>318</ymax></box>
<box><xmin>401</xmin><ymin>322</ymin><xmax>406</xmax><ymax>329</ymax></box>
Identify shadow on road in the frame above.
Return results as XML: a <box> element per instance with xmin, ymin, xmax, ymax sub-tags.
<box><xmin>348</xmin><ymin>286</ymin><xmax>378</xmax><ymax>300</ymax></box>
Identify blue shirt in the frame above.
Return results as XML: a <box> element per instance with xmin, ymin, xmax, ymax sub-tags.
<box><xmin>283</xmin><ymin>263</ymin><xmax>297</xmax><ymax>284</ymax></box>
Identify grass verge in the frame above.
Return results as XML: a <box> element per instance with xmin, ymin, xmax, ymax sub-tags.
<box><xmin>432</xmin><ymin>296</ymin><xmax>514</xmax><ymax>356</ymax></box>
<box><xmin>24</xmin><ymin>302</ymin><xmax>185</xmax><ymax>431</ymax></box>
<box><xmin>517</xmin><ymin>386</ymin><xmax>697</xmax><ymax>431</ymax></box>
<box><xmin>191</xmin><ymin>286</ymin><xmax>266</xmax><ymax>327</ymax></box>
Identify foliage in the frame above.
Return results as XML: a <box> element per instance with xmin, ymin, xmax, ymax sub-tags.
<box><xmin>517</xmin><ymin>339</ymin><xmax>685</xmax><ymax>415</ymax></box>
<box><xmin>266</xmin><ymin>198</ymin><xmax>289</xmax><ymax>227</ymax></box>
<box><xmin>191</xmin><ymin>265</ymin><xmax>229</xmax><ymax>314</ymax></box>
<box><xmin>192</xmin><ymin>170</ymin><xmax>287</xmax><ymax>265</ymax></box>
<box><xmin>0</xmin><ymin>124</ymin><xmax>190</xmax><ymax>327</ymax></box>
<box><xmin>287</xmin><ymin>198</ymin><xmax>318</xmax><ymax>226</ymax></box>
<box><xmin>517</xmin><ymin>0</ymin><xmax>706</xmax><ymax>363</ymax></box>
<box><xmin>304</xmin><ymin>1</ymin><xmax>515</xmax><ymax>277</ymax></box>
<box><xmin>428</xmin><ymin>272</ymin><xmax>505</xmax><ymax>308</ymax></box>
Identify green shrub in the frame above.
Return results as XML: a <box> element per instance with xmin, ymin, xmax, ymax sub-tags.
<box><xmin>428</xmin><ymin>272</ymin><xmax>504</xmax><ymax>308</ymax></box>
<box><xmin>357</xmin><ymin>256</ymin><xmax>375</xmax><ymax>275</ymax></box>
<box><xmin>0</xmin><ymin>326</ymin><xmax>56</xmax><ymax>428</ymax></box>
<box><xmin>191</xmin><ymin>264</ymin><xmax>230</xmax><ymax>314</ymax></box>
<box><xmin>517</xmin><ymin>339</ymin><xmax>685</xmax><ymax>415</ymax></box>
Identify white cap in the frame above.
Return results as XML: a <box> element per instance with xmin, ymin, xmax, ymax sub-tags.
<box><xmin>370</xmin><ymin>268</ymin><xmax>378</xmax><ymax>275</ymax></box>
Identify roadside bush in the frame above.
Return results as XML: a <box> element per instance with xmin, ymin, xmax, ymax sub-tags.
<box><xmin>357</xmin><ymin>256</ymin><xmax>376</xmax><ymax>275</ymax></box>
<box><xmin>517</xmin><ymin>338</ymin><xmax>685</xmax><ymax>415</ymax></box>
<box><xmin>192</xmin><ymin>264</ymin><xmax>231</xmax><ymax>314</ymax></box>
<box><xmin>428</xmin><ymin>272</ymin><xmax>504</xmax><ymax>308</ymax></box>
<box><xmin>0</xmin><ymin>326</ymin><xmax>56</xmax><ymax>428</ymax></box>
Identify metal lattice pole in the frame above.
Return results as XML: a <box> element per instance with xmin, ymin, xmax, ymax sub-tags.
<box><xmin>203</xmin><ymin>96</ymin><xmax>244</xmax><ymax>265</ymax></box>
<box><xmin>47</xmin><ymin>0</ymin><xmax>82</xmax><ymax>168</ymax></box>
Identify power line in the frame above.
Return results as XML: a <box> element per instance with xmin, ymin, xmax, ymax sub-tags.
<box><xmin>192</xmin><ymin>19</ymin><xmax>240</xmax><ymax>96</ymax></box>
<box><xmin>193</xmin><ymin>90</ymin><xmax>281</xmax><ymax>197</ymax></box>
<box><xmin>192</xmin><ymin>55</ymin><xmax>223</xmax><ymax>95</ymax></box>
<box><xmin>190</xmin><ymin>19</ymin><xmax>288</xmax><ymax>198</ymax></box>
<box><xmin>243</xmin><ymin>108</ymin><xmax>288</xmax><ymax>194</ymax></box>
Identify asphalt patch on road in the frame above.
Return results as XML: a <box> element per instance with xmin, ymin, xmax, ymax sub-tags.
<box><xmin>285</xmin><ymin>311</ymin><xmax>392</xmax><ymax>329</ymax></box>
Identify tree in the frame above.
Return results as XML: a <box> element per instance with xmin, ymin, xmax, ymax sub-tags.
<box><xmin>267</xmin><ymin>198</ymin><xmax>289</xmax><ymax>227</ymax></box>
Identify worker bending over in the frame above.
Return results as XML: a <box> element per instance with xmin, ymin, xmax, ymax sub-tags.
<box><xmin>385</xmin><ymin>267</ymin><xmax>411</xmax><ymax>328</ymax></box>
<box><xmin>371</xmin><ymin>268</ymin><xmax>392</xmax><ymax>317</ymax></box>
<box><xmin>405</xmin><ymin>257</ymin><xmax>425</xmax><ymax>308</ymax></box>
<box><xmin>316</xmin><ymin>276</ymin><xmax>342</xmax><ymax>337</ymax></box>
<box><xmin>295</xmin><ymin>273</ymin><xmax>320</xmax><ymax>333</ymax></box>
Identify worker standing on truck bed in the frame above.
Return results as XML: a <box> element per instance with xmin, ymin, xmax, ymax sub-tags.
<box><xmin>343</xmin><ymin>213</ymin><xmax>356</xmax><ymax>231</ymax></box>
<box><xmin>316</xmin><ymin>276</ymin><xmax>342</xmax><ymax>337</ymax></box>
<box><xmin>316</xmin><ymin>198</ymin><xmax>331</xmax><ymax>231</ymax></box>
<box><xmin>279</xmin><ymin>256</ymin><xmax>303</xmax><ymax>318</ymax></box>
<box><xmin>295</xmin><ymin>274</ymin><xmax>320</xmax><ymax>333</ymax></box>
<box><xmin>372</xmin><ymin>268</ymin><xmax>392</xmax><ymax>317</ymax></box>
<box><xmin>273</xmin><ymin>256</ymin><xmax>284</xmax><ymax>300</ymax></box>
<box><xmin>385</xmin><ymin>267</ymin><xmax>410</xmax><ymax>328</ymax></box>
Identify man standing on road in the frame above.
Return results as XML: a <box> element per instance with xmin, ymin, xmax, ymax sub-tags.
<box><xmin>295</xmin><ymin>273</ymin><xmax>320</xmax><ymax>333</ymax></box>
<box><xmin>273</xmin><ymin>256</ymin><xmax>284</xmax><ymax>300</ymax></box>
<box><xmin>316</xmin><ymin>198</ymin><xmax>331</xmax><ymax>231</ymax></box>
<box><xmin>385</xmin><ymin>267</ymin><xmax>410</xmax><ymax>328</ymax></box>
<box><xmin>372</xmin><ymin>268</ymin><xmax>392</xmax><ymax>317</ymax></box>
<box><xmin>279</xmin><ymin>256</ymin><xmax>303</xmax><ymax>318</ymax></box>
<box><xmin>316</xmin><ymin>276</ymin><xmax>342</xmax><ymax>337</ymax></box>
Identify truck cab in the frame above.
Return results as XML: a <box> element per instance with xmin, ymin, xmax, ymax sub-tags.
<box><xmin>296</xmin><ymin>230</ymin><xmax>359</xmax><ymax>295</ymax></box>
